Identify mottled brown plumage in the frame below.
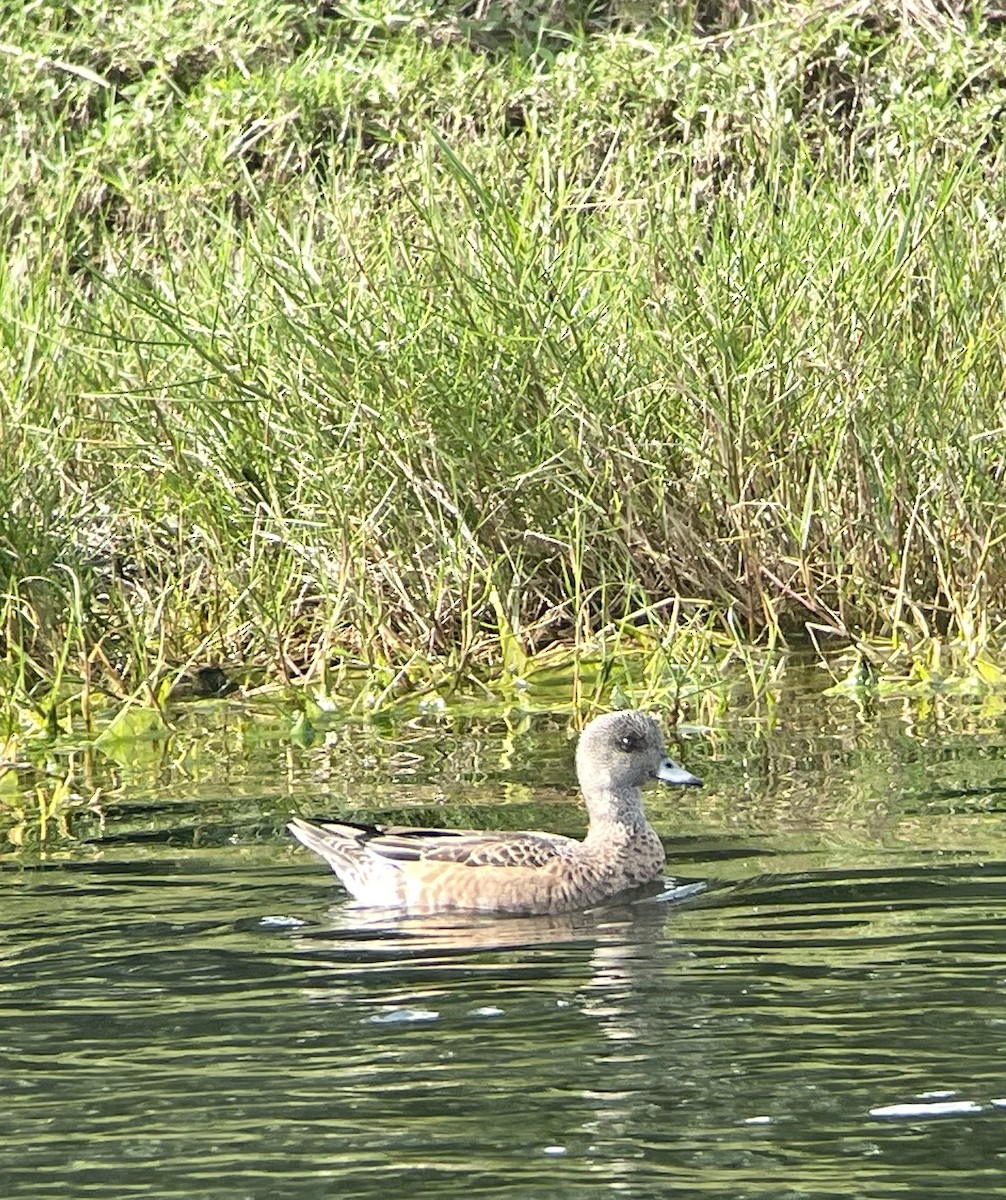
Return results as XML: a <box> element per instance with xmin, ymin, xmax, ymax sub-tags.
<box><xmin>288</xmin><ymin>709</ymin><xmax>701</xmax><ymax>915</ymax></box>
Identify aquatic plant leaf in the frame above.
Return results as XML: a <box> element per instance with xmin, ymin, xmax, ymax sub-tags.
<box><xmin>95</xmin><ymin>705</ymin><xmax>171</xmax><ymax>747</ymax></box>
<box><xmin>489</xmin><ymin>586</ymin><xmax>528</xmax><ymax>679</ymax></box>
<box><xmin>289</xmin><ymin>711</ymin><xmax>316</xmax><ymax>748</ymax></box>
<box><xmin>973</xmin><ymin>657</ymin><xmax>1006</xmax><ymax>687</ymax></box>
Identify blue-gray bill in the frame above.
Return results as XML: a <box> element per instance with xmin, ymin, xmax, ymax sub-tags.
<box><xmin>656</xmin><ymin>758</ymin><xmax>702</xmax><ymax>787</ymax></box>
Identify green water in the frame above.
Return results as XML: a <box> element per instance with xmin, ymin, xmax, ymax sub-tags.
<box><xmin>6</xmin><ymin>682</ymin><xmax>1006</xmax><ymax>1198</ymax></box>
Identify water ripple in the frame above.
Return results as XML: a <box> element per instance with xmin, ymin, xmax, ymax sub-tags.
<box><xmin>4</xmin><ymin>848</ymin><xmax>1006</xmax><ymax>1199</ymax></box>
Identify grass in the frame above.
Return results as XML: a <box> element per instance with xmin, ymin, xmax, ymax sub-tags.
<box><xmin>4</xmin><ymin>0</ymin><xmax>1006</xmax><ymax>745</ymax></box>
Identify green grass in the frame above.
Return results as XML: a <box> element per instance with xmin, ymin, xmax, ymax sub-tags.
<box><xmin>4</xmin><ymin>0</ymin><xmax>1006</xmax><ymax>740</ymax></box>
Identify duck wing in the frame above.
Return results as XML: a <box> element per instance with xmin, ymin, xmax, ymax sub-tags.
<box><xmin>304</xmin><ymin>819</ymin><xmax>576</xmax><ymax>870</ymax></box>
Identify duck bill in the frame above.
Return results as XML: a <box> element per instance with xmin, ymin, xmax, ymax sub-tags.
<box><xmin>656</xmin><ymin>758</ymin><xmax>702</xmax><ymax>787</ymax></box>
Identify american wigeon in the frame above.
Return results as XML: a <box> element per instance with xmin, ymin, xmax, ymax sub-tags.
<box><xmin>288</xmin><ymin>709</ymin><xmax>701</xmax><ymax>915</ymax></box>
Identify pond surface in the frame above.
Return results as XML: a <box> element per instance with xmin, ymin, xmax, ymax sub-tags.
<box><xmin>6</xmin><ymin>678</ymin><xmax>1006</xmax><ymax>1198</ymax></box>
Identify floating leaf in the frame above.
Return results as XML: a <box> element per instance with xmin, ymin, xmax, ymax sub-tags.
<box><xmin>823</xmin><ymin>654</ymin><xmax>878</xmax><ymax>696</ymax></box>
<box><xmin>95</xmin><ymin>705</ymin><xmax>171</xmax><ymax>755</ymax></box>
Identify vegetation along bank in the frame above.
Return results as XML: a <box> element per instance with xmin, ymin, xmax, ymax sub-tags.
<box><xmin>3</xmin><ymin>1</ymin><xmax>1006</xmax><ymax>732</ymax></box>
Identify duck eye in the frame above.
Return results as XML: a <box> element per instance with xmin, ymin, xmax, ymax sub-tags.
<box><xmin>618</xmin><ymin>733</ymin><xmax>642</xmax><ymax>753</ymax></box>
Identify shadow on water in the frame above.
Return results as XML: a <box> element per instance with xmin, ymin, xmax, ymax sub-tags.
<box><xmin>6</xmin><ymin>688</ymin><xmax>1006</xmax><ymax>1198</ymax></box>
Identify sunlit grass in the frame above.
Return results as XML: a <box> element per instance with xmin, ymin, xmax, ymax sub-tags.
<box><xmin>3</xmin><ymin>0</ymin><xmax>1006</xmax><ymax>750</ymax></box>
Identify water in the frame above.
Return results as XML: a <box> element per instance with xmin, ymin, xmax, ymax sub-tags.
<box><xmin>6</xmin><ymin>682</ymin><xmax>1006</xmax><ymax>1198</ymax></box>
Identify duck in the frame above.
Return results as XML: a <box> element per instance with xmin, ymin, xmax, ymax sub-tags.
<box><xmin>287</xmin><ymin>709</ymin><xmax>701</xmax><ymax>916</ymax></box>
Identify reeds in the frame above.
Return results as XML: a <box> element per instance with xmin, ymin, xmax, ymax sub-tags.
<box><xmin>3</xmin><ymin>1</ymin><xmax>1006</xmax><ymax>733</ymax></box>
